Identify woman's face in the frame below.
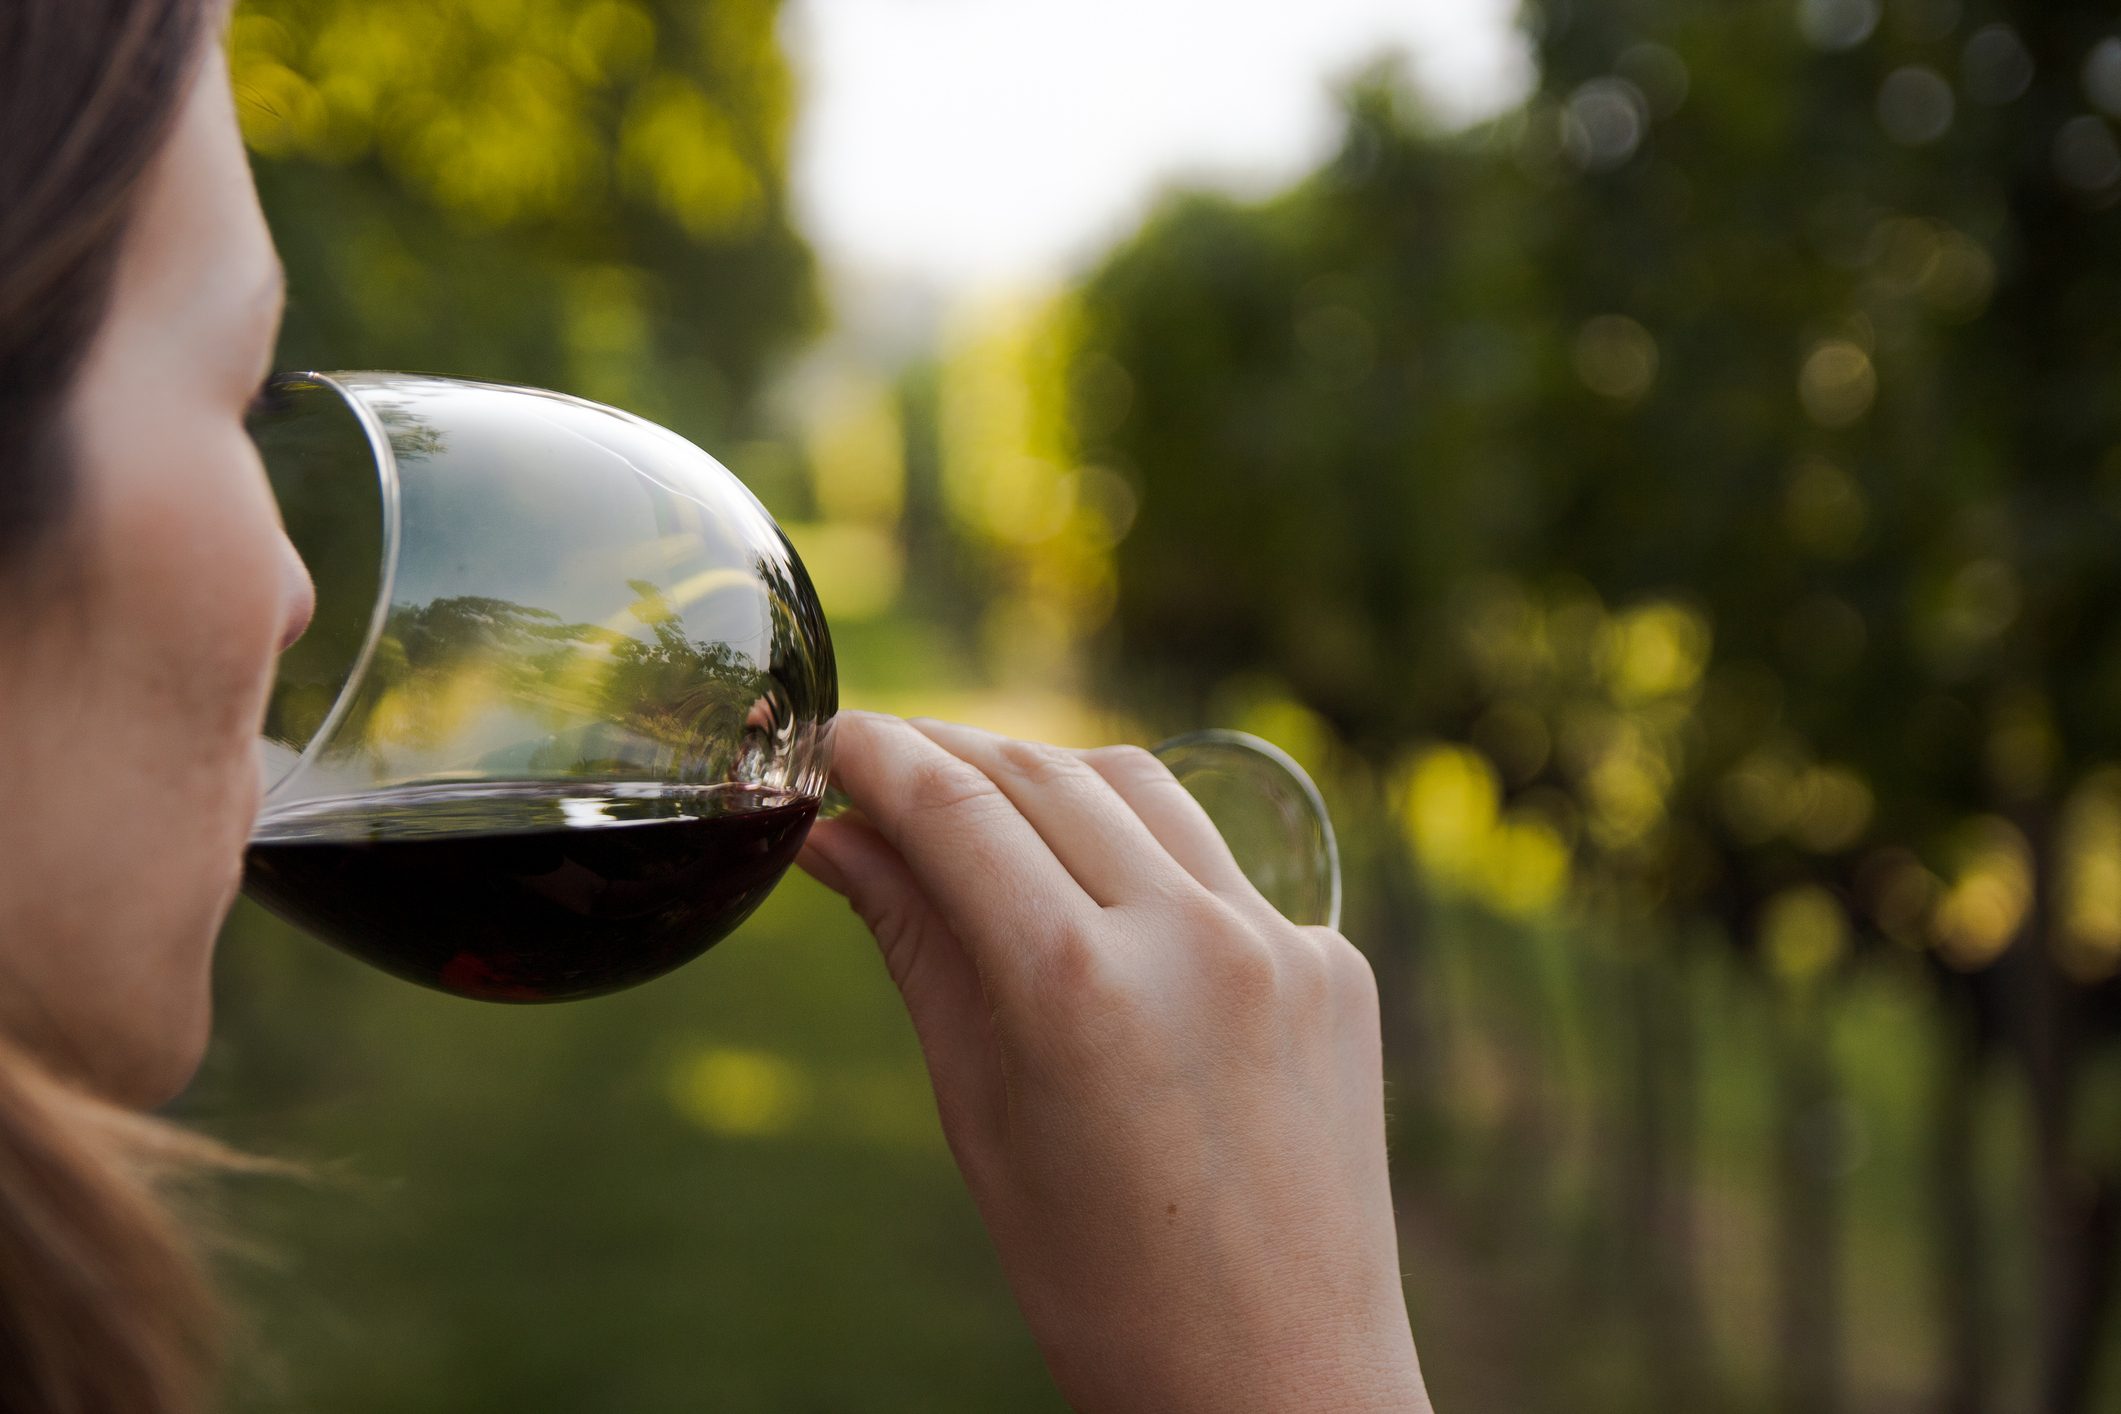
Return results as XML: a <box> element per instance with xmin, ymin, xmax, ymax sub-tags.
<box><xmin>0</xmin><ymin>44</ymin><xmax>311</xmax><ymax>1106</ymax></box>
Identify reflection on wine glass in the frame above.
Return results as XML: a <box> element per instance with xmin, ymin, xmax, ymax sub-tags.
<box><xmin>1151</xmin><ymin>729</ymin><xmax>1340</xmax><ymax>931</ymax></box>
<box><xmin>245</xmin><ymin>372</ymin><xmax>1339</xmax><ymax>1003</ymax></box>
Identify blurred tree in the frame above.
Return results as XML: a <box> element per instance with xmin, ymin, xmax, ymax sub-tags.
<box><xmin>228</xmin><ymin>0</ymin><xmax>817</xmax><ymax>456</ymax></box>
<box><xmin>1071</xmin><ymin>1</ymin><xmax>2121</xmax><ymax>1409</ymax></box>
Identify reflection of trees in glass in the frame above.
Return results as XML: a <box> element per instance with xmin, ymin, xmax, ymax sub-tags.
<box><xmin>758</xmin><ymin>548</ymin><xmax>837</xmax><ymax>723</ymax></box>
<box><xmin>347</xmin><ymin>586</ymin><xmax>782</xmax><ymax>783</ymax></box>
<box><xmin>366</xmin><ymin>397</ymin><xmax>449</xmax><ymax>464</ymax></box>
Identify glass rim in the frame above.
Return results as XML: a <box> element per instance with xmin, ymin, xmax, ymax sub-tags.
<box><xmin>260</xmin><ymin>370</ymin><xmax>405</xmax><ymax>806</ymax></box>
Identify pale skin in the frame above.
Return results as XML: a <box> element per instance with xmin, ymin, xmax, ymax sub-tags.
<box><xmin>799</xmin><ymin>717</ymin><xmax>1430</xmax><ymax>1411</ymax></box>
<box><xmin>0</xmin><ymin>42</ymin><xmax>308</xmax><ymax>1106</ymax></box>
<box><xmin>0</xmin><ymin>36</ymin><xmax>1429</xmax><ymax>1414</ymax></box>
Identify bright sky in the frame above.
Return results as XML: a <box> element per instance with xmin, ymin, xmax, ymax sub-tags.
<box><xmin>781</xmin><ymin>0</ymin><xmax>1533</xmax><ymax>294</ymax></box>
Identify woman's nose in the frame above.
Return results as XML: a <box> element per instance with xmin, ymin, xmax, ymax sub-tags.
<box><xmin>278</xmin><ymin>537</ymin><xmax>316</xmax><ymax>654</ymax></box>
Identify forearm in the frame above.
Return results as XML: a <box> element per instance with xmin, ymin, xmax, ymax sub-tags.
<box><xmin>1028</xmin><ymin>1268</ymin><xmax>1429</xmax><ymax>1414</ymax></box>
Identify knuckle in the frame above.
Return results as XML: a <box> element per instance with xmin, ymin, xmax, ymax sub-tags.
<box><xmin>856</xmin><ymin>894</ymin><xmax>920</xmax><ymax>968</ymax></box>
<box><xmin>1031</xmin><ymin>924</ymin><xmax>1139</xmax><ymax>1020</ymax></box>
<box><xmin>854</xmin><ymin>890</ymin><xmax>906</xmax><ymax>944</ymax></box>
<box><xmin>1305</xmin><ymin>926</ymin><xmax>1380</xmax><ymax>1007</ymax></box>
<box><xmin>1205</xmin><ymin>912</ymin><xmax>1284</xmax><ymax>1010</ymax></box>
<box><xmin>1085</xmin><ymin>743</ymin><xmax>1169</xmax><ymax>784</ymax></box>
<box><xmin>995</xmin><ymin>735</ymin><xmax>1085</xmax><ymax>788</ymax></box>
<box><xmin>1229</xmin><ymin>932</ymin><xmax>1284</xmax><ymax>990</ymax></box>
<box><xmin>1275</xmin><ymin>927</ymin><xmax>1337</xmax><ymax>1011</ymax></box>
<box><xmin>1170</xmin><ymin>888</ymin><xmax>1253</xmax><ymax>944</ymax></box>
<box><xmin>902</xmin><ymin>752</ymin><xmax>1006</xmax><ymax>825</ymax></box>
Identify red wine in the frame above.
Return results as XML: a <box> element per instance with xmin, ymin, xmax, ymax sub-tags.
<box><xmin>243</xmin><ymin>782</ymin><xmax>818</xmax><ymax>1002</ymax></box>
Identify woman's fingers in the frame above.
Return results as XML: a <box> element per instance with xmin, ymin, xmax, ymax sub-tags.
<box><xmin>1073</xmin><ymin>744</ymin><xmax>1259</xmax><ymax>902</ymax></box>
<box><xmin>823</xmin><ymin>711</ymin><xmax>1095</xmax><ymax>1001</ymax></box>
<box><xmin>906</xmin><ymin>718</ymin><xmax>1184</xmax><ymax>909</ymax></box>
<box><xmin>798</xmin><ymin>818</ymin><xmax>1006</xmax><ymax>1159</ymax></box>
<box><xmin>807</xmin><ymin>712</ymin><xmax>1425</xmax><ymax>1412</ymax></box>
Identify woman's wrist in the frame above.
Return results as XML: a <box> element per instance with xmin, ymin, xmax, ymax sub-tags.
<box><xmin>1177</xmin><ymin>1319</ymin><xmax>1428</xmax><ymax>1414</ymax></box>
<box><xmin>1034</xmin><ymin>1294</ymin><xmax>1427</xmax><ymax>1414</ymax></box>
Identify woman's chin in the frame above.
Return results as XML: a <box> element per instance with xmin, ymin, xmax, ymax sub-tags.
<box><xmin>2</xmin><ymin>997</ymin><xmax>209</xmax><ymax>1110</ymax></box>
<box><xmin>83</xmin><ymin>975</ymin><xmax>215</xmax><ymax>1111</ymax></box>
<box><xmin>136</xmin><ymin>1010</ymin><xmax>212</xmax><ymax>1110</ymax></box>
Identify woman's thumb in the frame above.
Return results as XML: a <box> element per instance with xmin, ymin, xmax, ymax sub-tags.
<box><xmin>797</xmin><ymin>818</ymin><xmax>1005</xmax><ymax>1157</ymax></box>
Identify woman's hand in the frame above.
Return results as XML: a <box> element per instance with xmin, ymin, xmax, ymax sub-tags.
<box><xmin>797</xmin><ymin>711</ymin><xmax>1429</xmax><ymax>1414</ymax></box>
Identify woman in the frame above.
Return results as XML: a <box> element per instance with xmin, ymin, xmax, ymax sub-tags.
<box><xmin>0</xmin><ymin>2</ymin><xmax>1431</xmax><ymax>1410</ymax></box>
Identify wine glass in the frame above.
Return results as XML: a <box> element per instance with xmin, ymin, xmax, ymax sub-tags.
<box><xmin>245</xmin><ymin>372</ymin><xmax>1340</xmax><ymax>1004</ymax></box>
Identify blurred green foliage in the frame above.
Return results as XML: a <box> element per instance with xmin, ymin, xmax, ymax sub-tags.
<box><xmin>198</xmin><ymin>0</ymin><xmax>2121</xmax><ymax>1410</ymax></box>
<box><xmin>1072</xmin><ymin>1</ymin><xmax>2121</xmax><ymax>1409</ymax></box>
<box><xmin>227</xmin><ymin>0</ymin><xmax>815</xmax><ymax>452</ymax></box>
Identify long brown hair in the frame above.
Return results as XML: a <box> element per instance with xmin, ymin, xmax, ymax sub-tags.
<box><xmin>0</xmin><ymin>1</ymin><xmax>241</xmax><ymax>1410</ymax></box>
<box><xmin>0</xmin><ymin>0</ymin><xmax>205</xmax><ymax>565</ymax></box>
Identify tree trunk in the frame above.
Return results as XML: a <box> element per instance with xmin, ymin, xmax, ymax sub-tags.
<box><xmin>1366</xmin><ymin>788</ymin><xmax>1442</xmax><ymax>1146</ymax></box>
<box><xmin>2007</xmin><ymin>936</ymin><xmax>2119</xmax><ymax>1414</ymax></box>
<box><xmin>1775</xmin><ymin>989</ymin><xmax>1843</xmax><ymax>1414</ymax></box>
<box><xmin>1630</xmin><ymin>940</ymin><xmax>1712</xmax><ymax>1409</ymax></box>
<box><xmin>1931</xmin><ymin>992</ymin><xmax>1992</xmax><ymax>1414</ymax></box>
<box><xmin>1982</xmin><ymin>807</ymin><xmax>2120</xmax><ymax>1412</ymax></box>
<box><xmin>1987</xmin><ymin>5</ymin><xmax>2121</xmax><ymax>1388</ymax></box>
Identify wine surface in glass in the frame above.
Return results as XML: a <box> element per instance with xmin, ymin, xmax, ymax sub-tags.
<box><xmin>244</xmin><ymin>781</ymin><xmax>818</xmax><ymax>1002</ymax></box>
